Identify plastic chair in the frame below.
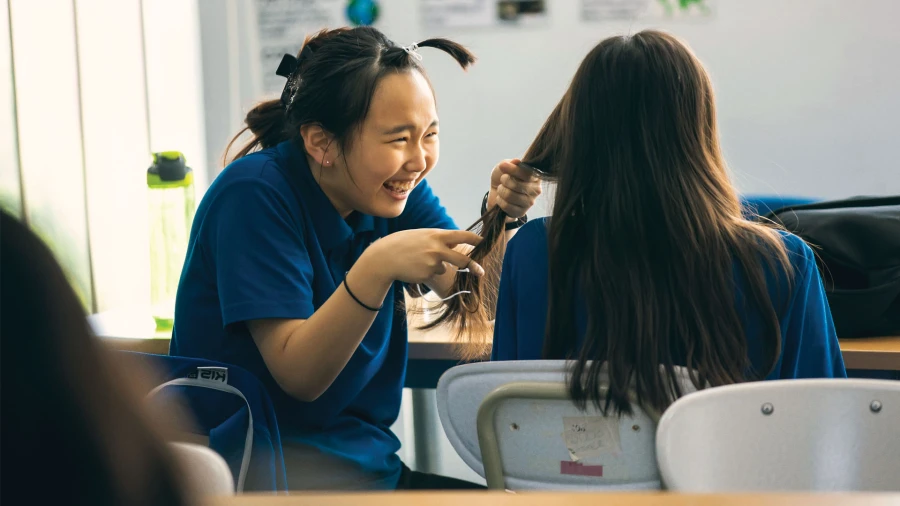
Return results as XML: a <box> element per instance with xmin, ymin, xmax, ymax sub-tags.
<box><xmin>437</xmin><ymin>360</ymin><xmax>698</xmax><ymax>490</ymax></box>
<box><xmin>656</xmin><ymin>379</ymin><xmax>900</xmax><ymax>492</ymax></box>
<box><xmin>170</xmin><ymin>442</ymin><xmax>235</xmax><ymax>496</ymax></box>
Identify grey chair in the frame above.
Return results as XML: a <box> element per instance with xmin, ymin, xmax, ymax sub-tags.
<box><xmin>656</xmin><ymin>378</ymin><xmax>900</xmax><ymax>492</ymax></box>
<box><xmin>437</xmin><ymin>360</ymin><xmax>697</xmax><ymax>490</ymax></box>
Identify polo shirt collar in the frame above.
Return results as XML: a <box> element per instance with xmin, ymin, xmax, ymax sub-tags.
<box><xmin>277</xmin><ymin>141</ymin><xmax>374</xmax><ymax>251</ymax></box>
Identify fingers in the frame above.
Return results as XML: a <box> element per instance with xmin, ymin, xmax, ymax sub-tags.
<box><xmin>440</xmin><ymin>249</ymin><xmax>485</xmax><ymax>277</ymax></box>
<box><xmin>438</xmin><ymin>229</ymin><xmax>484</xmax><ymax>247</ymax></box>
<box><xmin>499</xmin><ymin>173</ymin><xmax>542</xmax><ymax>197</ymax></box>
<box><xmin>500</xmin><ymin>160</ymin><xmax>540</xmax><ymax>183</ymax></box>
<box><xmin>496</xmin><ymin>182</ymin><xmax>540</xmax><ymax>219</ymax></box>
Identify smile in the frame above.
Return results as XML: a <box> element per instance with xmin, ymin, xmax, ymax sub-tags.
<box><xmin>382</xmin><ymin>180</ymin><xmax>416</xmax><ymax>199</ymax></box>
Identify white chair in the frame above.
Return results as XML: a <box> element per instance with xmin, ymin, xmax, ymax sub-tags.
<box><xmin>169</xmin><ymin>442</ymin><xmax>235</xmax><ymax>496</ymax></box>
<box><xmin>656</xmin><ymin>378</ymin><xmax>900</xmax><ymax>492</ymax></box>
<box><xmin>436</xmin><ymin>360</ymin><xmax>697</xmax><ymax>490</ymax></box>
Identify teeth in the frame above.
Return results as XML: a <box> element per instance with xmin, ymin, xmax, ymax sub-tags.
<box><xmin>385</xmin><ymin>181</ymin><xmax>415</xmax><ymax>192</ymax></box>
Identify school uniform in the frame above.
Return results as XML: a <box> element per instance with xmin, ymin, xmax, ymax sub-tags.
<box><xmin>492</xmin><ymin>218</ymin><xmax>848</xmax><ymax>379</ymax></box>
<box><xmin>171</xmin><ymin>140</ymin><xmax>467</xmax><ymax>489</ymax></box>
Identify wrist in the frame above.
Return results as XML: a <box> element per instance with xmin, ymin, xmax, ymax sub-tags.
<box><xmin>505</xmin><ymin>215</ymin><xmax>527</xmax><ymax>231</ymax></box>
<box><xmin>353</xmin><ymin>244</ymin><xmax>394</xmax><ymax>291</ymax></box>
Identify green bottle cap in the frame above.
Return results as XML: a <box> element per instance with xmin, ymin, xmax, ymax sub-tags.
<box><xmin>147</xmin><ymin>151</ymin><xmax>194</xmax><ymax>188</ymax></box>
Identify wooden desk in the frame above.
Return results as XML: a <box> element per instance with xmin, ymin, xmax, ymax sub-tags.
<box><xmin>207</xmin><ymin>492</ymin><xmax>900</xmax><ymax>506</ymax></box>
<box><xmin>89</xmin><ymin>303</ymin><xmax>462</xmax><ymax>359</ymax></box>
<box><xmin>93</xmin><ymin>306</ymin><xmax>900</xmax><ymax>372</ymax></box>
<box><xmin>839</xmin><ymin>336</ymin><xmax>900</xmax><ymax>371</ymax></box>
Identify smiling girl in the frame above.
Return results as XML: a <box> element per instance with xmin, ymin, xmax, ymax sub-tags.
<box><xmin>169</xmin><ymin>27</ymin><xmax>540</xmax><ymax>490</ymax></box>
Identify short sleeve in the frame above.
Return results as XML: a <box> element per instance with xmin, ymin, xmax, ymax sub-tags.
<box><xmin>778</xmin><ymin>240</ymin><xmax>848</xmax><ymax>378</ymax></box>
<box><xmin>396</xmin><ymin>179</ymin><xmax>458</xmax><ymax>231</ymax></box>
<box><xmin>204</xmin><ymin>178</ymin><xmax>315</xmax><ymax>326</ymax></box>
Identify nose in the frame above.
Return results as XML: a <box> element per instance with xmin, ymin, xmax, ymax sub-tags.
<box><xmin>405</xmin><ymin>143</ymin><xmax>429</xmax><ymax>174</ymax></box>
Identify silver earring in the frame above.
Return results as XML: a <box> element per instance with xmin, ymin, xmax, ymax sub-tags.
<box><xmin>324</xmin><ymin>160</ymin><xmax>330</xmax><ymax>165</ymax></box>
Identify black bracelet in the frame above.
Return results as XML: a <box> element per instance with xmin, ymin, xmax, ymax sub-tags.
<box><xmin>343</xmin><ymin>277</ymin><xmax>382</xmax><ymax>312</ymax></box>
<box><xmin>505</xmin><ymin>215</ymin><xmax>528</xmax><ymax>231</ymax></box>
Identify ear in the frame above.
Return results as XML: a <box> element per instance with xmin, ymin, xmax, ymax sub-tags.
<box><xmin>299</xmin><ymin>124</ymin><xmax>336</xmax><ymax>166</ymax></box>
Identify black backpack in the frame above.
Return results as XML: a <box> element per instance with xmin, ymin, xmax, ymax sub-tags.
<box><xmin>763</xmin><ymin>196</ymin><xmax>900</xmax><ymax>338</ymax></box>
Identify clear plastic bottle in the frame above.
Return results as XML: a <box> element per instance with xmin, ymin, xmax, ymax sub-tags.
<box><xmin>147</xmin><ymin>151</ymin><xmax>195</xmax><ymax>330</ymax></box>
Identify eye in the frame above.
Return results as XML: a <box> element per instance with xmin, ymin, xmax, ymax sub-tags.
<box><xmin>425</xmin><ymin>131</ymin><xmax>438</xmax><ymax>138</ymax></box>
<box><xmin>391</xmin><ymin>137</ymin><xmax>408</xmax><ymax>143</ymax></box>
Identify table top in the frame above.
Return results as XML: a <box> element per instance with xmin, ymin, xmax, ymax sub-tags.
<box><xmin>837</xmin><ymin>336</ymin><xmax>900</xmax><ymax>370</ymax></box>
<box><xmin>206</xmin><ymin>492</ymin><xmax>900</xmax><ymax>506</ymax></box>
<box><xmin>90</xmin><ymin>296</ymin><xmax>475</xmax><ymax>360</ymax></box>
<box><xmin>92</xmin><ymin>303</ymin><xmax>900</xmax><ymax>370</ymax></box>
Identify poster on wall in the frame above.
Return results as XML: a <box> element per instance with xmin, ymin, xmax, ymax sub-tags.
<box><xmin>422</xmin><ymin>0</ymin><xmax>547</xmax><ymax>29</ymax></box>
<box><xmin>255</xmin><ymin>0</ymin><xmax>381</xmax><ymax>95</ymax></box>
<box><xmin>581</xmin><ymin>0</ymin><xmax>713</xmax><ymax>22</ymax></box>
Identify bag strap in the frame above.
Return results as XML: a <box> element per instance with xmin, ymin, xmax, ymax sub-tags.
<box><xmin>147</xmin><ymin>375</ymin><xmax>254</xmax><ymax>493</ymax></box>
<box><xmin>764</xmin><ymin>195</ymin><xmax>900</xmax><ymax>220</ymax></box>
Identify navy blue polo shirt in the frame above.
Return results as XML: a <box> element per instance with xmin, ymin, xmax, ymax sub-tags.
<box><xmin>492</xmin><ymin>218</ymin><xmax>847</xmax><ymax>379</ymax></box>
<box><xmin>171</xmin><ymin>140</ymin><xmax>456</xmax><ymax>488</ymax></box>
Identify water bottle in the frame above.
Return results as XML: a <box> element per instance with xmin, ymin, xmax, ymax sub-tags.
<box><xmin>147</xmin><ymin>151</ymin><xmax>195</xmax><ymax>330</ymax></box>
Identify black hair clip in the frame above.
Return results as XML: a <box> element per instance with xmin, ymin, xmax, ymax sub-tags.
<box><xmin>277</xmin><ymin>46</ymin><xmax>314</xmax><ymax>108</ymax></box>
<box><xmin>516</xmin><ymin>161</ymin><xmax>550</xmax><ymax>177</ymax></box>
<box><xmin>276</xmin><ymin>53</ymin><xmax>298</xmax><ymax>78</ymax></box>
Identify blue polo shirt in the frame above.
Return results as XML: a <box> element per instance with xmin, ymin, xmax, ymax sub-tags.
<box><xmin>171</xmin><ymin>140</ymin><xmax>456</xmax><ymax>488</ymax></box>
<box><xmin>492</xmin><ymin>218</ymin><xmax>846</xmax><ymax>380</ymax></box>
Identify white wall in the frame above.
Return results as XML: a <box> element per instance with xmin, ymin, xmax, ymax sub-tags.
<box><xmin>0</xmin><ymin>0</ymin><xmax>22</xmax><ymax>218</ymax></box>
<box><xmin>198</xmin><ymin>0</ymin><xmax>262</xmax><ymax>179</ymax></box>
<box><xmin>207</xmin><ymin>0</ymin><xmax>900</xmax><ymax>226</ymax></box>
<box><xmin>75</xmin><ymin>0</ymin><xmax>152</xmax><ymax>312</ymax></box>
<box><xmin>9</xmin><ymin>0</ymin><xmax>95</xmax><ymax>308</ymax></box>
<box><xmin>384</xmin><ymin>0</ymin><xmax>900</xmax><ymax>225</ymax></box>
<box><xmin>143</xmin><ymin>0</ymin><xmax>209</xmax><ymax>191</ymax></box>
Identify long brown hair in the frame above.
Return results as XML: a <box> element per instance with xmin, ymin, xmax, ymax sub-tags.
<box><xmin>420</xmin><ymin>100</ymin><xmax>565</xmax><ymax>360</ymax></box>
<box><xmin>449</xmin><ymin>31</ymin><xmax>794</xmax><ymax>412</ymax></box>
<box><xmin>224</xmin><ymin>26</ymin><xmax>475</xmax><ymax>164</ymax></box>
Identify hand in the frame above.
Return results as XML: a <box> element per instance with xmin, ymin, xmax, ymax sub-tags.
<box><xmin>487</xmin><ymin>158</ymin><xmax>542</xmax><ymax>218</ymax></box>
<box><xmin>361</xmin><ymin>229</ymin><xmax>485</xmax><ymax>286</ymax></box>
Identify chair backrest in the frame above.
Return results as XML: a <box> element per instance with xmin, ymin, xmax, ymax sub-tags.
<box><xmin>436</xmin><ymin>360</ymin><xmax>698</xmax><ymax>490</ymax></box>
<box><xmin>170</xmin><ymin>442</ymin><xmax>235</xmax><ymax>496</ymax></box>
<box><xmin>122</xmin><ymin>352</ymin><xmax>288</xmax><ymax>493</ymax></box>
<box><xmin>656</xmin><ymin>379</ymin><xmax>900</xmax><ymax>492</ymax></box>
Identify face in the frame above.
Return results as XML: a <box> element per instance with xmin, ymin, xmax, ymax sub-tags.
<box><xmin>313</xmin><ymin>70</ymin><xmax>439</xmax><ymax>218</ymax></box>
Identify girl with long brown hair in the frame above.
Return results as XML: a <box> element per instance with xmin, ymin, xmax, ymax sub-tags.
<box><xmin>487</xmin><ymin>30</ymin><xmax>847</xmax><ymax>415</ymax></box>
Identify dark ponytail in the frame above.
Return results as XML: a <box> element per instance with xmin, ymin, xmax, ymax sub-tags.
<box><xmin>223</xmin><ymin>28</ymin><xmax>475</xmax><ymax>165</ymax></box>
<box><xmin>222</xmin><ymin>99</ymin><xmax>288</xmax><ymax>165</ymax></box>
<box><xmin>417</xmin><ymin>38</ymin><xmax>477</xmax><ymax>67</ymax></box>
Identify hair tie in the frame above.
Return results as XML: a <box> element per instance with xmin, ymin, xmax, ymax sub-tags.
<box><xmin>403</xmin><ymin>43</ymin><xmax>423</xmax><ymax>61</ymax></box>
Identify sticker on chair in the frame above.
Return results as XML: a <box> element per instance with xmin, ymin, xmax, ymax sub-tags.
<box><xmin>560</xmin><ymin>461</ymin><xmax>604</xmax><ymax>477</ymax></box>
<box><xmin>561</xmin><ymin>416</ymin><xmax>622</xmax><ymax>462</ymax></box>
